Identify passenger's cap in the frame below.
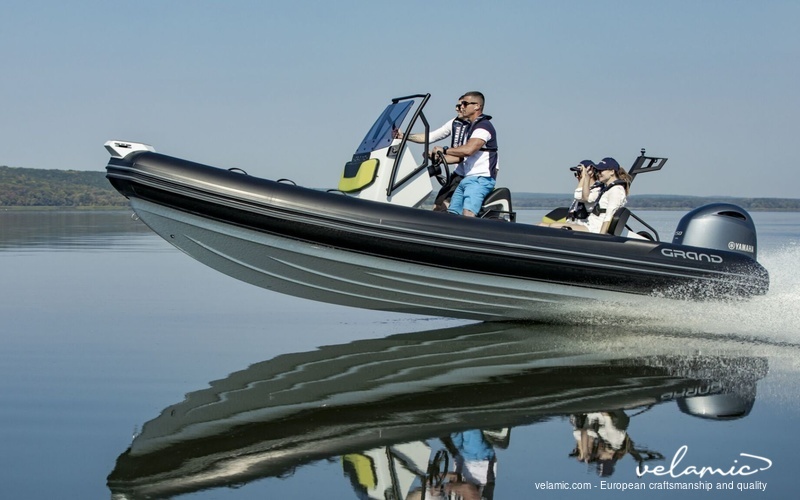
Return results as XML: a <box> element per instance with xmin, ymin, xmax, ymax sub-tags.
<box><xmin>570</xmin><ymin>159</ymin><xmax>595</xmax><ymax>172</ymax></box>
<box><xmin>595</xmin><ymin>157</ymin><xmax>620</xmax><ymax>171</ymax></box>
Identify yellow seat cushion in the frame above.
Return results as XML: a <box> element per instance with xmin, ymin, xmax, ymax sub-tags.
<box><xmin>338</xmin><ymin>158</ymin><xmax>379</xmax><ymax>193</ymax></box>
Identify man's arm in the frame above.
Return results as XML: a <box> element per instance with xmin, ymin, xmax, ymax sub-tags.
<box><xmin>433</xmin><ymin>137</ymin><xmax>485</xmax><ymax>159</ymax></box>
<box><xmin>427</xmin><ymin>119</ymin><xmax>454</xmax><ymax>143</ymax></box>
<box><xmin>399</xmin><ymin>119</ymin><xmax>454</xmax><ymax>144</ymax></box>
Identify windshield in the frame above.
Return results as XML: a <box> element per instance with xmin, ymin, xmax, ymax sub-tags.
<box><xmin>355</xmin><ymin>100</ymin><xmax>413</xmax><ymax>155</ymax></box>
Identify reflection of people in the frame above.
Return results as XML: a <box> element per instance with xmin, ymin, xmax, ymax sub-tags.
<box><xmin>445</xmin><ymin>430</ymin><xmax>497</xmax><ymax>499</ymax></box>
<box><xmin>432</xmin><ymin>91</ymin><xmax>499</xmax><ymax>217</ymax></box>
<box><xmin>407</xmin><ymin>428</ymin><xmax>499</xmax><ymax>500</ymax></box>
<box><xmin>450</xmin><ymin>430</ymin><xmax>497</xmax><ymax>486</ymax></box>
<box><xmin>396</xmin><ymin>96</ymin><xmax>470</xmax><ymax>211</ymax></box>
<box><xmin>569</xmin><ymin>411</ymin><xmax>631</xmax><ymax>477</ymax></box>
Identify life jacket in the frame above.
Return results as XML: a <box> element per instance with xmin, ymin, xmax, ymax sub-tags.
<box><xmin>463</xmin><ymin>114</ymin><xmax>499</xmax><ymax>179</ymax></box>
<box><xmin>468</xmin><ymin>115</ymin><xmax>498</xmax><ymax>152</ymax></box>
<box><xmin>567</xmin><ymin>182</ymin><xmax>604</xmax><ymax>221</ymax></box>
<box><xmin>451</xmin><ymin>118</ymin><xmax>470</xmax><ymax>148</ymax></box>
<box><xmin>591</xmin><ymin>180</ymin><xmax>628</xmax><ymax>216</ymax></box>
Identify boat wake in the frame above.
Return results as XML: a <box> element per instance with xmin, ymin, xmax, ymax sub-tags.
<box><xmin>527</xmin><ymin>244</ymin><xmax>800</xmax><ymax>344</ymax></box>
<box><xmin>652</xmin><ymin>244</ymin><xmax>799</xmax><ymax>337</ymax></box>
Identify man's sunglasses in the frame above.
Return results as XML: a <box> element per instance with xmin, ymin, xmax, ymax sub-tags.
<box><xmin>456</xmin><ymin>101</ymin><xmax>479</xmax><ymax>109</ymax></box>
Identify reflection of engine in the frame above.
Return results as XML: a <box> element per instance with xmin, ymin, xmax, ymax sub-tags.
<box><xmin>653</xmin><ymin>354</ymin><xmax>765</xmax><ymax>420</ymax></box>
<box><xmin>659</xmin><ymin>382</ymin><xmax>724</xmax><ymax>402</ymax></box>
<box><xmin>672</xmin><ymin>203</ymin><xmax>759</xmax><ymax>259</ymax></box>
<box><xmin>677</xmin><ymin>393</ymin><xmax>756</xmax><ymax>420</ymax></box>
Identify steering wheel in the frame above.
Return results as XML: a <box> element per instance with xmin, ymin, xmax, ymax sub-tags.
<box><xmin>431</xmin><ymin>150</ymin><xmax>451</xmax><ymax>186</ymax></box>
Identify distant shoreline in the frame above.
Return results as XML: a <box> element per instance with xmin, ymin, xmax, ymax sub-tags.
<box><xmin>2</xmin><ymin>166</ymin><xmax>800</xmax><ymax>211</ymax></box>
<box><xmin>4</xmin><ymin>201</ymin><xmax>800</xmax><ymax>212</ymax></box>
<box><xmin>1</xmin><ymin>206</ymin><xmax>129</xmax><ymax>211</ymax></box>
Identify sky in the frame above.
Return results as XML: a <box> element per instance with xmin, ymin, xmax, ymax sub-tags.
<box><xmin>2</xmin><ymin>0</ymin><xmax>799</xmax><ymax>198</ymax></box>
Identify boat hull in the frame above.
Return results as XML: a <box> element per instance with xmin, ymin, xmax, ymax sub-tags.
<box><xmin>107</xmin><ymin>151</ymin><xmax>769</xmax><ymax>321</ymax></box>
<box><xmin>132</xmin><ymin>198</ymin><xmax>654</xmax><ymax>321</ymax></box>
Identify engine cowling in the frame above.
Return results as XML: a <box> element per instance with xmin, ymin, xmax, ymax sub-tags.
<box><xmin>672</xmin><ymin>203</ymin><xmax>759</xmax><ymax>260</ymax></box>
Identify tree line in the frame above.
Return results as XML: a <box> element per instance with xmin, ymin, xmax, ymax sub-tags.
<box><xmin>0</xmin><ymin>166</ymin><xmax>128</xmax><ymax>207</ymax></box>
<box><xmin>2</xmin><ymin>165</ymin><xmax>800</xmax><ymax>210</ymax></box>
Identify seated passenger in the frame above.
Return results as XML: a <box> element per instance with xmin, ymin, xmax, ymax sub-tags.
<box><xmin>546</xmin><ymin>157</ymin><xmax>631</xmax><ymax>234</ymax></box>
<box><xmin>541</xmin><ymin>160</ymin><xmax>603</xmax><ymax>228</ymax></box>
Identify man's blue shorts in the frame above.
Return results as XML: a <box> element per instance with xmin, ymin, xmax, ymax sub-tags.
<box><xmin>448</xmin><ymin>176</ymin><xmax>496</xmax><ymax>215</ymax></box>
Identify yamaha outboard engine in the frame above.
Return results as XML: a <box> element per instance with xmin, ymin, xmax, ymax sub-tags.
<box><xmin>672</xmin><ymin>203</ymin><xmax>759</xmax><ymax>260</ymax></box>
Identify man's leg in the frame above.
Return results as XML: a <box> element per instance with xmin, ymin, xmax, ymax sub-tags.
<box><xmin>460</xmin><ymin>177</ymin><xmax>496</xmax><ymax>217</ymax></box>
<box><xmin>433</xmin><ymin>174</ymin><xmax>463</xmax><ymax>212</ymax></box>
<box><xmin>447</xmin><ymin>182</ymin><xmax>466</xmax><ymax>215</ymax></box>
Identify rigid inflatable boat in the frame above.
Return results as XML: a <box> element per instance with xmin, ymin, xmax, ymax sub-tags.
<box><xmin>105</xmin><ymin>93</ymin><xmax>768</xmax><ymax>321</ymax></box>
<box><xmin>107</xmin><ymin>323</ymin><xmax>768</xmax><ymax>499</ymax></box>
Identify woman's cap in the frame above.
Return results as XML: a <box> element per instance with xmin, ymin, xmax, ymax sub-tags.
<box><xmin>594</xmin><ymin>157</ymin><xmax>620</xmax><ymax>171</ymax></box>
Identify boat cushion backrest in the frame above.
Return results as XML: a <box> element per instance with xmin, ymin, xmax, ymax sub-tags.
<box><xmin>608</xmin><ymin>207</ymin><xmax>631</xmax><ymax>236</ymax></box>
<box><xmin>478</xmin><ymin>187</ymin><xmax>516</xmax><ymax>221</ymax></box>
<box><xmin>338</xmin><ymin>159</ymin><xmax>379</xmax><ymax>193</ymax></box>
<box><xmin>481</xmin><ymin>187</ymin><xmax>512</xmax><ymax>209</ymax></box>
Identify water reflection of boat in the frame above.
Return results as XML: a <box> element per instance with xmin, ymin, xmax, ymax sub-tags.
<box><xmin>108</xmin><ymin>323</ymin><xmax>767</xmax><ymax>499</ymax></box>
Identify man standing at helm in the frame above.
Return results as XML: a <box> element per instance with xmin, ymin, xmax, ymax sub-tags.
<box><xmin>431</xmin><ymin>91</ymin><xmax>498</xmax><ymax>217</ymax></box>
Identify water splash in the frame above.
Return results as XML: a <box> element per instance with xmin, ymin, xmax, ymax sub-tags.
<box><xmin>647</xmin><ymin>243</ymin><xmax>800</xmax><ymax>339</ymax></box>
<box><xmin>529</xmin><ymin>243</ymin><xmax>800</xmax><ymax>346</ymax></box>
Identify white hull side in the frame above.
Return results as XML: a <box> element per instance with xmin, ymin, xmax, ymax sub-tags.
<box><xmin>131</xmin><ymin>199</ymin><xmax>645</xmax><ymax>321</ymax></box>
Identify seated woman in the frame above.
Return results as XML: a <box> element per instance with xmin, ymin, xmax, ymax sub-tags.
<box><xmin>567</xmin><ymin>160</ymin><xmax>603</xmax><ymax>226</ymax></box>
<box><xmin>546</xmin><ymin>157</ymin><xmax>631</xmax><ymax>234</ymax></box>
<box><xmin>539</xmin><ymin>160</ymin><xmax>602</xmax><ymax>228</ymax></box>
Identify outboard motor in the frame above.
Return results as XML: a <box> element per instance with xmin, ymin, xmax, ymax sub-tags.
<box><xmin>672</xmin><ymin>203</ymin><xmax>759</xmax><ymax>260</ymax></box>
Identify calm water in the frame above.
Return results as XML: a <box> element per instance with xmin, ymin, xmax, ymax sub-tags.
<box><xmin>1</xmin><ymin>210</ymin><xmax>799</xmax><ymax>499</ymax></box>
